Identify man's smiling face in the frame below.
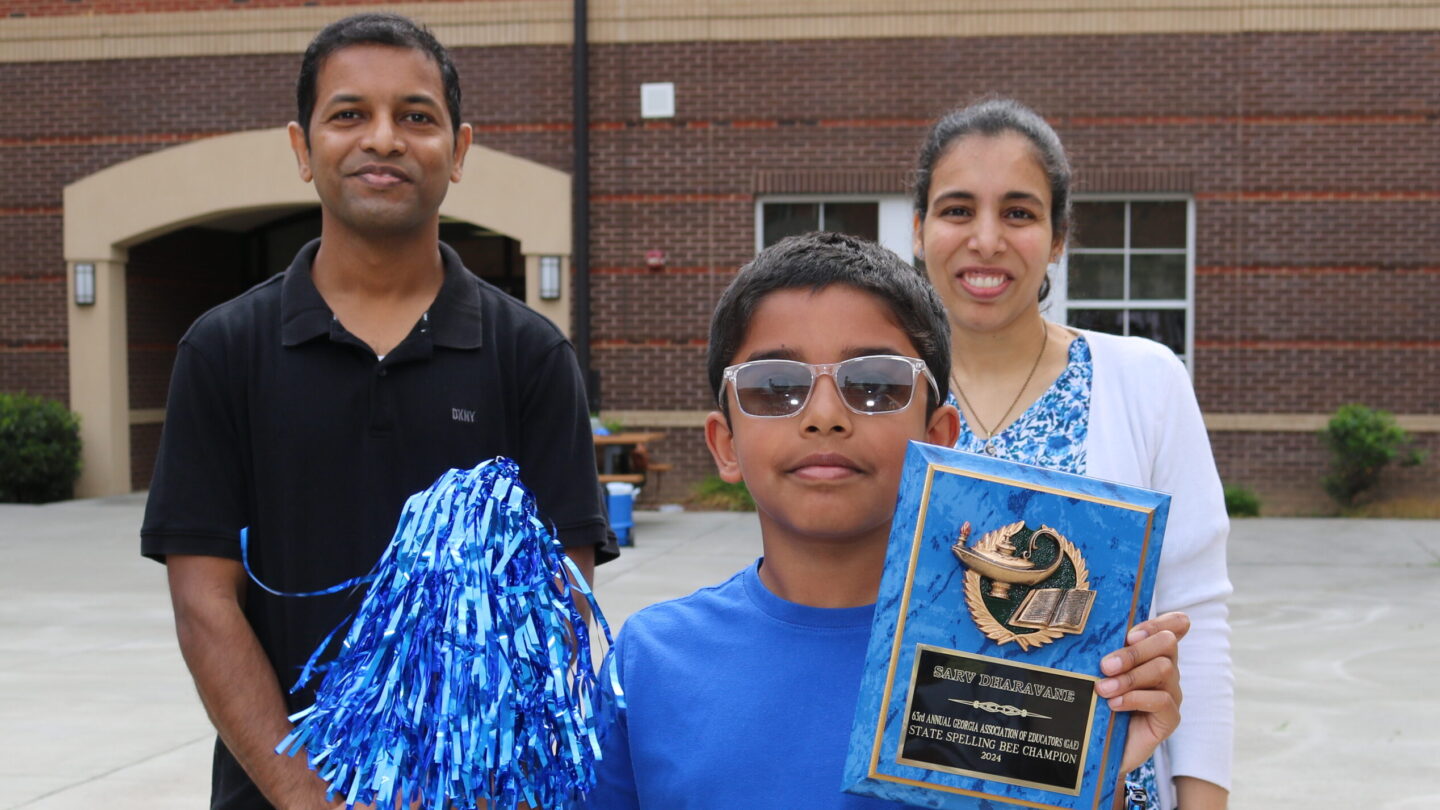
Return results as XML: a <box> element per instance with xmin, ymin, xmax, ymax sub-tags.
<box><xmin>290</xmin><ymin>43</ymin><xmax>471</xmax><ymax>239</ymax></box>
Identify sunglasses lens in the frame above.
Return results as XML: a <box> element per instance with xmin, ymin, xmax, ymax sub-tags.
<box><xmin>733</xmin><ymin>362</ymin><xmax>813</xmax><ymax>416</ymax></box>
<box><xmin>837</xmin><ymin>356</ymin><xmax>916</xmax><ymax>413</ymax></box>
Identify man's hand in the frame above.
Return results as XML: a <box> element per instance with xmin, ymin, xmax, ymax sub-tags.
<box><xmin>167</xmin><ymin>554</ymin><xmax>342</xmax><ymax>809</ymax></box>
<box><xmin>1095</xmin><ymin>611</ymin><xmax>1188</xmax><ymax>775</ymax></box>
<box><xmin>171</xmin><ymin>546</ymin><xmax>596</xmax><ymax>810</ymax></box>
<box><xmin>565</xmin><ymin>544</ymin><xmax>597</xmax><ymax>627</ymax></box>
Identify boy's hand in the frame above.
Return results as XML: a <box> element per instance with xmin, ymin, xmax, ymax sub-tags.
<box><xmin>1095</xmin><ymin>611</ymin><xmax>1189</xmax><ymax>774</ymax></box>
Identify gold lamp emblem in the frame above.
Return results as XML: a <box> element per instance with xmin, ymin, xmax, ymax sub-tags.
<box><xmin>952</xmin><ymin>520</ymin><xmax>1096</xmax><ymax>651</ymax></box>
<box><xmin>951</xmin><ymin>522</ymin><xmax>1064</xmax><ymax>600</ymax></box>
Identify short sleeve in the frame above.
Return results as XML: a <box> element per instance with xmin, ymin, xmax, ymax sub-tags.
<box><xmin>140</xmin><ymin>339</ymin><xmax>248</xmax><ymax>561</ymax></box>
<box><xmin>516</xmin><ymin>339</ymin><xmax>613</xmax><ymax>558</ymax></box>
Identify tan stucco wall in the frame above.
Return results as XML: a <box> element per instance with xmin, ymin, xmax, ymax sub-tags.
<box><xmin>66</xmin><ymin>258</ymin><xmax>130</xmax><ymax>500</ymax></box>
<box><xmin>4</xmin><ymin>1</ymin><xmax>1438</xmax><ymax>62</ymax></box>
<box><xmin>64</xmin><ymin>127</ymin><xmax>570</xmax><ymax>496</ymax></box>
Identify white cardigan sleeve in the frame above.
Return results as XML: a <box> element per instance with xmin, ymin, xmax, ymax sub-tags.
<box><xmin>1084</xmin><ymin>332</ymin><xmax>1234</xmax><ymax>794</ymax></box>
<box><xmin>1147</xmin><ymin>349</ymin><xmax>1234</xmax><ymax>791</ymax></box>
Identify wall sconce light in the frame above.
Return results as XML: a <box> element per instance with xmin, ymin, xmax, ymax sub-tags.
<box><xmin>539</xmin><ymin>256</ymin><xmax>562</xmax><ymax>300</ymax></box>
<box><xmin>74</xmin><ymin>263</ymin><xmax>96</xmax><ymax>306</ymax></box>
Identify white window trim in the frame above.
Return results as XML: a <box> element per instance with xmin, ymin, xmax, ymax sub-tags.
<box><xmin>1052</xmin><ymin>193</ymin><xmax>1195</xmax><ymax>371</ymax></box>
<box><xmin>755</xmin><ymin>195</ymin><xmax>913</xmax><ymax>264</ymax></box>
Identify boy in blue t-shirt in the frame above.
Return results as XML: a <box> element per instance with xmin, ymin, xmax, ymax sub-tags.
<box><xmin>588</xmin><ymin>233</ymin><xmax>1185</xmax><ymax>809</ymax></box>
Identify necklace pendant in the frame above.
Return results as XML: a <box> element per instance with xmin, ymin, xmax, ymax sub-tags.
<box><xmin>983</xmin><ymin>441</ymin><xmax>998</xmax><ymax>456</ymax></box>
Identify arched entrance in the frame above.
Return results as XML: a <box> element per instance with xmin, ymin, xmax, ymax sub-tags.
<box><xmin>65</xmin><ymin>128</ymin><xmax>571</xmax><ymax>497</ymax></box>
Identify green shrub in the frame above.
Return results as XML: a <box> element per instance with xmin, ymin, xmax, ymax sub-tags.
<box><xmin>1322</xmin><ymin>404</ymin><xmax>1424</xmax><ymax>509</ymax></box>
<box><xmin>689</xmin><ymin>475</ymin><xmax>755</xmax><ymax>511</ymax></box>
<box><xmin>1223</xmin><ymin>484</ymin><xmax>1261</xmax><ymax>517</ymax></box>
<box><xmin>0</xmin><ymin>393</ymin><xmax>82</xmax><ymax>504</ymax></box>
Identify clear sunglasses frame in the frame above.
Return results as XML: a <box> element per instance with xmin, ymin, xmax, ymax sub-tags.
<box><xmin>719</xmin><ymin>355</ymin><xmax>940</xmax><ymax>418</ymax></box>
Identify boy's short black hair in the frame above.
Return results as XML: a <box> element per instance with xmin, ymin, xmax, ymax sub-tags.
<box><xmin>707</xmin><ymin>231</ymin><xmax>951</xmax><ymax>415</ymax></box>
<box><xmin>296</xmin><ymin>13</ymin><xmax>462</xmax><ymax>141</ymax></box>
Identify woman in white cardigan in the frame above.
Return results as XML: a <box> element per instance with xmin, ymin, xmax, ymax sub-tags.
<box><xmin>911</xmin><ymin>99</ymin><xmax>1233</xmax><ymax>810</ymax></box>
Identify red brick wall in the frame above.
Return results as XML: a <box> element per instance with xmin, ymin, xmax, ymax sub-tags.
<box><xmin>629</xmin><ymin>426</ymin><xmax>715</xmax><ymax>508</ymax></box>
<box><xmin>584</xmin><ymin>33</ymin><xmax>1438</xmax><ymax>508</ymax></box>
<box><xmin>1</xmin><ymin>29</ymin><xmax>1436</xmax><ymax>510</ymax></box>
<box><xmin>1212</xmin><ymin>430</ymin><xmax>1439</xmax><ymax>515</ymax></box>
<box><xmin>0</xmin><ymin>212</ymin><xmax>67</xmax><ymax>402</ymax></box>
<box><xmin>578</xmin><ymin>33</ymin><xmax>1439</xmax><ymax>400</ymax></box>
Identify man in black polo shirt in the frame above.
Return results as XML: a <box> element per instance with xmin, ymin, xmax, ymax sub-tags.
<box><xmin>140</xmin><ymin>14</ymin><xmax>612</xmax><ymax>809</ymax></box>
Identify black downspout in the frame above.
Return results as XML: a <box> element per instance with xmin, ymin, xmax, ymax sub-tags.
<box><xmin>572</xmin><ymin>0</ymin><xmax>595</xmax><ymax>409</ymax></box>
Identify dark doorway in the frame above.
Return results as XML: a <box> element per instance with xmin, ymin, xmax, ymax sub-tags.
<box><xmin>441</xmin><ymin>221</ymin><xmax>525</xmax><ymax>301</ymax></box>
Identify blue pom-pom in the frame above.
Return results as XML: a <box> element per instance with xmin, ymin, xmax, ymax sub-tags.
<box><xmin>264</xmin><ymin>458</ymin><xmax>614</xmax><ymax>809</ymax></box>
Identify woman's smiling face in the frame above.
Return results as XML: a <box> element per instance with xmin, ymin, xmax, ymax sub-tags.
<box><xmin>914</xmin><ymin>131</ymin><xmax>1062</xmax><ymax>336</ymax></box>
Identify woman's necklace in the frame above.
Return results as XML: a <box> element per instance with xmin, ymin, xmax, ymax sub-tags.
<box><xmin>952</xmin><ymin>322</ymin><xmax>1048</xmax><ymax>456</ymax></box>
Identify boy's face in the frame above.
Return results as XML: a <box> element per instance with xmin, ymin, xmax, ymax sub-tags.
<box><xmin>288</xmin><ymin>43</ymin><xmax>472</xmax><ymax>239</ymax></box>
<box><xmin>705</xmin><ymin>285</ymin><xmax>958</xmax><ymax>550</ymax></box>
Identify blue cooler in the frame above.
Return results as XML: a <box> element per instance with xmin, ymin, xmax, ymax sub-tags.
<box><xmin>606</xmin><ymin>482</ymin><xmax>636</xmax><ymax>546</ymax></box>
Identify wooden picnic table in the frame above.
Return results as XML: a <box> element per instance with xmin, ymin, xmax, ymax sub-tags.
<box><xmin>593</xmin><ymin>431</ymin><xmax>668</xmax><ymax>486</ymax></box>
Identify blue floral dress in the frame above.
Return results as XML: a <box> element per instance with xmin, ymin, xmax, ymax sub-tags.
<box><xmin>949</xmin><ymin>334</ymin><xmax>1161</xmax><ymax>810</ymax></box>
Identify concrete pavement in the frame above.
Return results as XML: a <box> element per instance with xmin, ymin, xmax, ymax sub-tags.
<box><xmin>1</xmin><ymin>497</ymin><xmax>1436</xmax><ymax>808</ymax></box>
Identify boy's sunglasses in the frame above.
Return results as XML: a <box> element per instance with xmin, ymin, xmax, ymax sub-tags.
<box><xmin>720</xmin><ymin>355</ymin><xmax>939</xmax><ymax>418</ymax></box>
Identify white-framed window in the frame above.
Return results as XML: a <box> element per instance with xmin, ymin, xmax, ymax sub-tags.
<box><xmin>1051</xmin><ymin>195</ymin><xmax>1195</xmax><ymax>366</ymax></box>
<box><xmin>756</xmin><ymin>195</ymin><xmax>914</xmax><ymax>263</ymax></box>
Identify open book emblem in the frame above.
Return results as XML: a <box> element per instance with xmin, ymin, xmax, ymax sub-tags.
<box><xmin>951</xmin><ymin>521</ymin><xmax>1096</xmax><ymax>651</ymax></box>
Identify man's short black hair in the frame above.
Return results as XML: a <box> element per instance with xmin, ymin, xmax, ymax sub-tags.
<box><xmin>296</xmin><ymin>13</ymin><xmax>462</xmax><ymax>141</ymax></box>
<box><xmin>707</xmin><ymin>231</ymin><xmax>951</xmax><ymax>416</ymax></box>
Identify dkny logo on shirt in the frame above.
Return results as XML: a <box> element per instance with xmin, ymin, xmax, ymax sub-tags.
<box><xmin>451</xmin><ymin>408</ymin><xmax>476</xmax><ymax>423</ymax></box>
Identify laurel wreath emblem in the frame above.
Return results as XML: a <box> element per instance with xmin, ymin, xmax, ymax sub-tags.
<box><xmin>961</xmin><ymin>521</ymin><xmax>1090</xmax><ymax>651</ymax></box>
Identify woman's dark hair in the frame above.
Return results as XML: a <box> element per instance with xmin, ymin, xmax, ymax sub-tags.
<box><xmin>707</xmin><ymin>231</ymin><xmax>951</xmax><ymax>418</ymax></box>
<box><xmin>296</xmin><ymin>13</ymin><xmax>462</xmax><ymax>142</ymax></box>
<box><xmin>912</xmin><ymin>98</ymin><xmax>1072</xmax><ymax>301</ymax></box>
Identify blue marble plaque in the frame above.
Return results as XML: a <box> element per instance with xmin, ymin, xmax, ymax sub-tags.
<box><xmin>843</xmin><ymin>441</ymin><xmax>1169</xmax><ymax>810</ymax></box>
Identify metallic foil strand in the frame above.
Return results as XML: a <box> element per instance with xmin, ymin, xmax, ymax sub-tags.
<box><xmin>246</xmin><ymin>458</ymin><xmax>614</xmax><ymax>809</ymax></box>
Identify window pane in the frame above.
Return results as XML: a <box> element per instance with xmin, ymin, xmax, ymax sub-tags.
<box><xmin>1067</xmin><ymin>253</ymin><xmax>1124</xmax><ymax>299</ymax></box>
<box><xmin>1068</xmin><ymin>308</ymin><xmax>1125</xmax><ymax>336</ymax></box>
<box><xmin>1131</xmin><ymin>201</ymin><xmax>1186</xmax><ymax>248</ymax></box>
<box><xmin>822</xmin><ymin>202</ymin><xmax>879</xmax><ymax>242</ymax></box>
<box><xmin>1073</xmin><ymin>202</ymin><xmax>1125</xmax><ymax>248</ymax></box>
<box><xmin>762</xmin><ymin>203</ymin><xmax>820</xmax><ymax>248</ymax></box>
<box><xmin>1130</xmin><ymin>254</ymin><xmax>1186</xmax><ymax>299</ymax></box>
<box><xmin>1128</xmin><ymin>309</ymin><xmax>1186</xmax><ymax>355</ymax></box>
